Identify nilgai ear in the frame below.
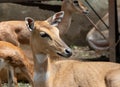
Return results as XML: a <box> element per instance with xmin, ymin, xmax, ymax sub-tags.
<box><xmin>25</xmin><ymin>17</ymin><xmax>35</xmax><ymax>32</ymax></box>
<box><xmin>46</xmin><ymin>11</ymin><xmax>64</xmax><ymax>27</ymax></box>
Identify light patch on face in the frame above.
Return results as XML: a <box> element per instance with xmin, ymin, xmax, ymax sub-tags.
<box><xmin>34</xmin><ymin>70</ymin><xmax>50</xmax><ymax>82</ymax></box>
<box><xmin>35</xmin><ymin>54</ymin><xmax>47</xmax><ymax>63</ymax></box>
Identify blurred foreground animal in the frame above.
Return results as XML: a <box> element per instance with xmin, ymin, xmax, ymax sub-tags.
<box><xmin>0</xmin><ymin>41</ymin><xmax>33</xmax><ymax>87</ymax></box>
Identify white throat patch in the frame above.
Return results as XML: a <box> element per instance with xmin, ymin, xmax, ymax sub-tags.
<box><xmin>34</xmin><ymin>71</ymin><xmax>50</xmax><ymax>82</ymax></box>
<box><xmin>35</xmin><ymin>54</ymin><xmax>47</xmax><ymax>63</ymax></box>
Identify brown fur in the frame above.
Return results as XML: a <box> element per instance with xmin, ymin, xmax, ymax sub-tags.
<box><xmin>0</xmin><ymin>21</ymin><xmax>33</xmax><ymax>59</ymax></box>
<box><xmin>0</xmin><ymin>21</ymin><xmax>30</xmax><ymax>46</ymax></box>
<box><xmin>0</xmin><ymin>41</ymin><xmax>34</xmax><ymax>87</ymax></box>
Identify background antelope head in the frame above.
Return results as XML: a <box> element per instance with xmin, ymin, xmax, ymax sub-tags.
<box><xmin>62</xmin><ymin>0</ymin><xmax>89</xmax><ymax>14</ymax></box>
<box><xmin>25</xmin><ymin>11</ymin><xmax>72</xmax><ymax>58</ymax></box>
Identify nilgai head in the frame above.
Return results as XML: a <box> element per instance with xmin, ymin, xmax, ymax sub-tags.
<box><xmin>25</xmin><ymin>11</ymin><xmax>72</xmax><ymax>58</ymax></box>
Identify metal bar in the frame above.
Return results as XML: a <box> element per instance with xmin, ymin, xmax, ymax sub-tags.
<box><xmin>85</xmin><ymin>0</ymin><xmax>109</xmax><ymax>29</ymax></box>
<box><xmin>85</xmin><ymin>14</ymin><xmax>107</xmax><ymax>40</ymax></box>
<box><xmin>109</xmin><ymin>0</ymin><xmax>119</xmax><ymax>62</ymax></box>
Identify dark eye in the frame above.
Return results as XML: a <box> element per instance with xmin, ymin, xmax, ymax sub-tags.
<box><xmin>73</xmin><ymin>0</ymin><xmax>79</xmax><ymax>6</ymax></box>
<box><xmin>40</xmin><ymin>32</ymin><xmax>52</xmax><ymax>40</ymax></box>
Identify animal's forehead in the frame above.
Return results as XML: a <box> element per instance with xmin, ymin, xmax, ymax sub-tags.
<box><xmin>35</xmin><ymin>21</ymin><xmax>52</xmax><ymax>30</ymax></box>
<box><xmin>35</xmin><ymin>21</ymin><xmax>59</xmax><ymax>33</ymax></box>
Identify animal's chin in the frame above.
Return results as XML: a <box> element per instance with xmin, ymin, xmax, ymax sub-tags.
<box><xmin>56</xmin><ymin>52</ymin><xmax>72</xmax><ymax>58</ymax></box>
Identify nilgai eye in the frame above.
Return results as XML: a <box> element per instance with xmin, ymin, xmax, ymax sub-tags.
<box><xmin>40</xmin><ymin>32</ymin><xmax>52</xmax><ymax>40</ymax></box>
<box><xmin>73</xmin><ymin>0</ymin><xmax>79</xmax><ymax>6</ymax></box>
<box><xmin>40</xmin><ymin>32</ymin><xmax>48</xmax><ymax>38</ymax></box>
<box><xmin>73</xmin><ymin>0</ymin><xmax>78</xmax><ymax>3</ymax></box>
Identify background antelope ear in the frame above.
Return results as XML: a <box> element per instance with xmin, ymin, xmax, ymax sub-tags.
<box><xmin>25</xmin><ymin>17</ymin><xmax>35</xmax><ymax>31</ymax></box>
<box><xmin>46</xmin><ymin>11</ymin><xmax>64</xmax><ymax>27</ymax></box>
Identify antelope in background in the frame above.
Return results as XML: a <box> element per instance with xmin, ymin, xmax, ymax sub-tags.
<box><xmin>25</xmin><ymin>11</ymin><xmax>120</xmax><ymax>87</ymax></box>
<box><xmin>87</xmin><ymin>13</ymin><xmax>109</xmax><ymax>50</ymax></box>
<box><xmin>0</xmin><ymin>41</ymin><xmax>33</xmax><ymax>87</ymax></box>
<box><xmin>86</xmin><ymin>8</ymin><xmax>120</xmax><ymax>56</ymax></box>
<box><xmin>58</xmin><ymin>0</ymin><xmax>89</xmax><ymax>35</ymax></box>
<box><xmin>56</xmin><ymin>0</ymin><xmax>89</xmax><ymax>44</ymax></box>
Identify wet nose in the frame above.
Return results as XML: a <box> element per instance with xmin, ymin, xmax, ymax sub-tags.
<box><xmin>65</xmin><ymin>48</ymin><xmax>72</xmax><ymax>57</ymax></box>
<box><xmin>83</xmin><ymin>9</ymin><xmax>89</xmax><ymax>14</ymax></box>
